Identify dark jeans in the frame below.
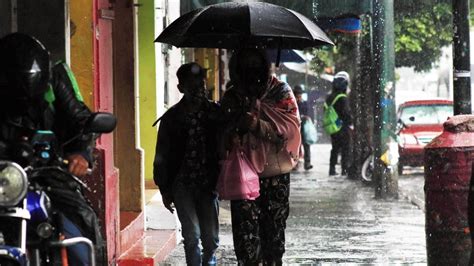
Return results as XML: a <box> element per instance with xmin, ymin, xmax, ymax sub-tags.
<box><xmin>230</xmin><ymin>174</ymin><xmax>290</xmax><ymax>266</ymax></box>
<box><xmin>62</xmin><ymin>215</ymin><xmax>91</xmax><ymax>266</ymax></box>
<box><xmin>302</xmin><ymin>143</ymin><xmax>311</xmax><ymax>165</ymax></box>
<box><xmin>330</xmin><ymin>128</ymin><xmax>351</xmax><ymax>174</ymax></box>
<box><xmin>173</xmin><ymin>184</ymin><xmax>219</xmax><ymax>266</ymax></box>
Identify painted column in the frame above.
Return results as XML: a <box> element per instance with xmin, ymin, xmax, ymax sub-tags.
<box><xmin>372</xmin><ymin>0</ymin><xmax>398</xmax><ymax>199</ymax></box>
<box><xmin>93</xmin><ymin>0</ymin><xmax>119</xmax><ymax>262</ymax></box>
<box><xmin>70</xmin><ymin>0</ymin><xmax>94</xmax><ymax>107</ymax></box>
<box><xmin>138</xmin><ymin>0</ymin><xmax>158</xmax><ymax>183</ymax></box>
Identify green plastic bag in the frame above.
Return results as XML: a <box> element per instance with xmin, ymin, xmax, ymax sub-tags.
<box><xmin>323</xmin><ymin>94</ymin><xmax>346</xmax><ymax>135</ymax></box>
<box><xmin>302</xmin><ymin>119</ymin><xmax>318</xmax><ymax>145</ymax></box>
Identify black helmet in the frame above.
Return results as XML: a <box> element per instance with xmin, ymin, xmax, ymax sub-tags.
<box><xmin>0</xmin><ymin>33</ymin><xmax>50</xmax><ymax>102</ymax></box>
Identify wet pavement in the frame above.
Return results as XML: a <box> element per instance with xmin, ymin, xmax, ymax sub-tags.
<box><xmin>162</xmin><ymin>144</ymin><xmax>427</xmax><ymax>265</ymax></box>
<box><xmin>398</xmin><ymin>168</ymin><xmax>425</xmax><ymax>212</ymax></box>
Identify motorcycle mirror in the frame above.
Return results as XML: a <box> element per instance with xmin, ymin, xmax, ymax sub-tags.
<box><xmin>84</xmin><ymin>112</ymin><xmax>117</xmax><ymax>134</ymax></box>
<box><xmin>409</xmin><ymin>116</ymin><xmax>415</xmax><ymax>122</ymax></box>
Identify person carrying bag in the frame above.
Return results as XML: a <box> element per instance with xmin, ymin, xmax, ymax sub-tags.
<box><xmin>217</xmin><ymin>146</ymin><xmax>260</xmax><ymax>200</ymax></box>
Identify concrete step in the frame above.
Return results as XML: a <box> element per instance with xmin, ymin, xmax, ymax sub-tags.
<box><xmin>118</xmin><ymin>190</ymin><xmax>178</xmax><ymax>265</ymax></box>
<box><xmin>117</xmin><ymin>229</ymin><xmax>177</xmax><ymax>266</ymax></box>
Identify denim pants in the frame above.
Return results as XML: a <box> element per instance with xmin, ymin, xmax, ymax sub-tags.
<box><xmin>173</xmin><ymin>185</ymin><xmax>219</xmax><ymax>266</ymax></box>
<box><xmin>62</xmin><ymin>214</ymin><xmax>90</xmax><ymax>266</ymax></box>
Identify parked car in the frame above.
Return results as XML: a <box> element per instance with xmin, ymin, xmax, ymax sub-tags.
<box><xmin>397</xmin><ymin>99</ymin><xmax>453</xmax><ymax>175</ymax></box>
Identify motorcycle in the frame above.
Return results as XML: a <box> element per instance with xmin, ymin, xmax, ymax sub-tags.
<box><xmin>360</xmin><ymin>119</ymin><xmax>406</xmax><ymax>183</ymax></box>
<box><xmin>0</xmin><ymin>112</ymin><xmax>116</xmax><ymax>266</ymax></box>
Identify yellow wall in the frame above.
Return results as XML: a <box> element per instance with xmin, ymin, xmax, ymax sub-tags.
<box><xmin>138</xmin><ymin>0</ymin><xmax>157</xmax><ymax>180</ymax></box>
<box><xmin>70</xmin><ymin>0</ymin><xmax>94</xmax><ymax>109</ymax></box>
<box><xmin>194</xmin><ymin>48</ymin><xmax>220</xmax><ymax>100</ymax></box>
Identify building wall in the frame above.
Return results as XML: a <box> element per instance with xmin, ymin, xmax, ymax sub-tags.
<box><xmin>138</xmin><ymin>0</ymin><xmax>158</xmax><ymax>181</ymax></box>
<box><xmin>0</xmin><ymin>1</ymin><xmax>13</xmax><ymax>37</ymax></box>
<box><xmin>147</xmin><ymin>0</ymin><xmax>182</xmax><ymax>183</ymax></box>
<box><xmin>114</xmin><ymin>1</ymin><xmax>144</xmax><ymax>213</ymax></box>
<box><xmin>70</xmin><ymin>0</ymin><xmax>94</xmax><ymax>107</ymax></box>
<box><xmin>165</xmin><ymin>0</ymin><xmax>183</xmax><ymax>107</ymax></box>
<box><xmin>71</xmin><ymin>1</ymin><xmax>120</xmax><ymax>262</ymax></box>
<box><xmin>194</xmin><ymin>48</ymin><xmax>220</xmax><ymax>100</ymax></box>
<box><xmin>155</xmin><ymin>0</ymin><xmax>166</xmax><ymax>119</ymax></box>
<box><xmin>17</xmin><ymin>0</ymin><xmax>66</xmax><ymax>63</ymax></box>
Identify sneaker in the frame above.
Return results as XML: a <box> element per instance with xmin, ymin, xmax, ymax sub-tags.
<box><xmin>329</xmin><ymin>170</ymin><xmax>338</xmax><ymax>176</ymax></box>
<box><xmin>304</xmin><ymin>163</ymin><xmax>313</xmax><ymax>170</ymax></box>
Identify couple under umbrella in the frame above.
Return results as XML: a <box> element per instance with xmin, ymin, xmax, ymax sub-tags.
<box><xmin>154</xmin><ymin>2</ymin><xmax>333</xmax><ymax>265</ymax></box>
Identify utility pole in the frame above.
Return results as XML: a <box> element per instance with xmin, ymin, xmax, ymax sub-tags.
<box><xmin>372</xmin><ymin>0</ymin><xmax>397</xmax><ymax>199</ymax></box>
<box><xmin>453</xmin><ymin>0</ymin><xmax>472</xmax><ymax>115</ymax></box>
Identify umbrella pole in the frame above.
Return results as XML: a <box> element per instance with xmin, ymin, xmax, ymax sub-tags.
<box><xmin>276</xmin><ymin>48</ymin><xmax>281</xmax><ymax>67</ymax></box>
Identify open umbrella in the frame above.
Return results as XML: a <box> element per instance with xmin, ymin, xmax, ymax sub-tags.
<box><xmin>155</xmin><ymin>2</ymin><xmax>333</xmax><ymax>50</ymax></box>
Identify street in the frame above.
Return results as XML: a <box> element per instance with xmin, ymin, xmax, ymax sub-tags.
<box><xmin>163</xmin><ymin>144</ymin><xmax>427</xmax><ymax>265</ymax></box>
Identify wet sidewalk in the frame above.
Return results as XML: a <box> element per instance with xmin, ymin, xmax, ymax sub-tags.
<box><xmin>163</xmin><ymin>144</ymin><xmax>427</xmax><ymax>265</ymax></box>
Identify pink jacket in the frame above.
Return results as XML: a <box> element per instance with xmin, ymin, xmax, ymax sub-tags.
<box><xmin>242</xmin><ymin>77</ymin><xmax>301</xmax><ymax>177</ymax></box>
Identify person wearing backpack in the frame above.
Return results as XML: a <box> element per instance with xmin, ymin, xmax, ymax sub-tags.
<box><xmin>324</xmin><ymin>72</ymin><xmax>353</xmax><ymax>176</ymax></box>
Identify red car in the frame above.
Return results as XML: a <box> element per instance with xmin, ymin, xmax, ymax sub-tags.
<box><xmin>397</xmin><ymin>99</ymin><xmax>453</xmax><ymax>175</ymax></box>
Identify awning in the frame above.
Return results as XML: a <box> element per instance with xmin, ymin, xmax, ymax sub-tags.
<box><xmin>317</xmin><ymin>17</ymin><xmax>362</xmax><ymax>34</ymax></box>
<box><xmin>283</xmin><ymin>62</ymin><xmax>318</xmax><ymax>77</ymax></box>
<box><xmin>267</xmin><ymin>49</ymin><xmax>306</xmax><ymax>64</ymax></box>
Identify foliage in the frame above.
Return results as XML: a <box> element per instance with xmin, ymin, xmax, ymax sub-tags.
<box><xmin>394</xmin><ymin>2</ymin><xmax>452</xmax><ymax>72</ymax></box>
<box><xmin>308</xmin><ymin>33</ymin><xmax>358</xmax><ymax>75</ymax></box>
<box><xmin>309</xmin><ymin>2</ymin><xmax>453</xmax><ymax>73</ymax></box>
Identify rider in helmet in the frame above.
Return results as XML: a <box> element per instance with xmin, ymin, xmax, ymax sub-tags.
<box><xmin>325</xmin><ymin>72</ymin><xmax>353</xmax><ymax>176</ymax></box>
<box><xmin>0</xmin><ymin>32</ymin><xmax>93</xmax><ymax>174</ymax></box>
<box><xmin>0</xmin><ymin>32</ymin><xmax>103</xmax><ymax>265</ymax></box>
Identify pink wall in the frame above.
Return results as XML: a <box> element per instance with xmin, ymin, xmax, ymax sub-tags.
<box><xmin>93</xmin><ymin>0</ymin><xmax>119</xmax><ymax>263</ymax></box>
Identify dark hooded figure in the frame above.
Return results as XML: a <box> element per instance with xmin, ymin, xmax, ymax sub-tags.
<box><xmin>220</xmin><ymin>48</ymin><xmax>301</xmax><ymax>266</ymax></box>
<box><xmin>326</xmin><ymin>72</ymin><xmax>353</xmax><ymax>176</ymax></box>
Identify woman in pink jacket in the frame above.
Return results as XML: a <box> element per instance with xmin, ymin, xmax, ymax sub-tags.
<box><xmin>220</xmin><ymin>48</ymin><xmax>301</xmax><ymax>265</ymax></box>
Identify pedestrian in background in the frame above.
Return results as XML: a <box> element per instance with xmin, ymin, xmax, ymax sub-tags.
<box><xmin>325</xmin><ymin>71</ymin><xmax>353</xmax><ymax>176</ymax></box>
<box><xmin>220</xmin><ymin>48</ymin><xmax>301</xmax><ymax>265</ymax></box>
<box><xmin>293</xmin><ymin>85</ymin><xmax>314</xmax><ymax>170</ymax></box>
<box><xmin>153</xmin><ymin>62</ymin><xmax>220</xmax><ymax>266</ymax></box>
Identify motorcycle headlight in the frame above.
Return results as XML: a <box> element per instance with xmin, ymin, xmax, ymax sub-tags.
<box><xmin>0</xmin><ymin>161</ymin><xmax>28</xmax><ymax>207</ymax></box>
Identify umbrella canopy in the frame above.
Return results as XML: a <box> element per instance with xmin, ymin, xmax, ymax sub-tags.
<box><xmin>155</xmin><ymin>2</ymin><xmax>334</xmax><ymax>50</ymax></box>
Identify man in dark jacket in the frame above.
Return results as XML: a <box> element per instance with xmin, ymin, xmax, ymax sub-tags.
<box><xmin>153</xmin><ymin>62</ymin><xmax>220</xmax><ymax>266</ymax></box>
<box><xmin>0</xmin><ymin>33</ymin><xmax>101</xmax><ymax>265</ymax></box>
<box><xmin>326</xmin><ymin>72</ymin><xmax>353</xmax><ymax>176</ymax></box>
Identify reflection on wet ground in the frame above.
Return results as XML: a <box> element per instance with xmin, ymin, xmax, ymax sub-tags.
<box><xmin>286</xmin><ymin>170</ymin><xmax>425</xmax><ymax>264</ymax></box>
<box><xmin>163</xmin><ymin>144</ymin><xmax>426</xmax><ymax>265</ymax></box>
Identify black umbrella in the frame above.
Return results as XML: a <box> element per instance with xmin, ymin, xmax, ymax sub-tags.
<box><xmin>154</xmin><ymin>2</ymin><xmax>334</xmax><ymax>50</ymax></box>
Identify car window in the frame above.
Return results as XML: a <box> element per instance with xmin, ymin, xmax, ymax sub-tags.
<box><xmin>399</xmin><ymin>104</ymin><xmax>453</xmax><ymax>125</ymax></box>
